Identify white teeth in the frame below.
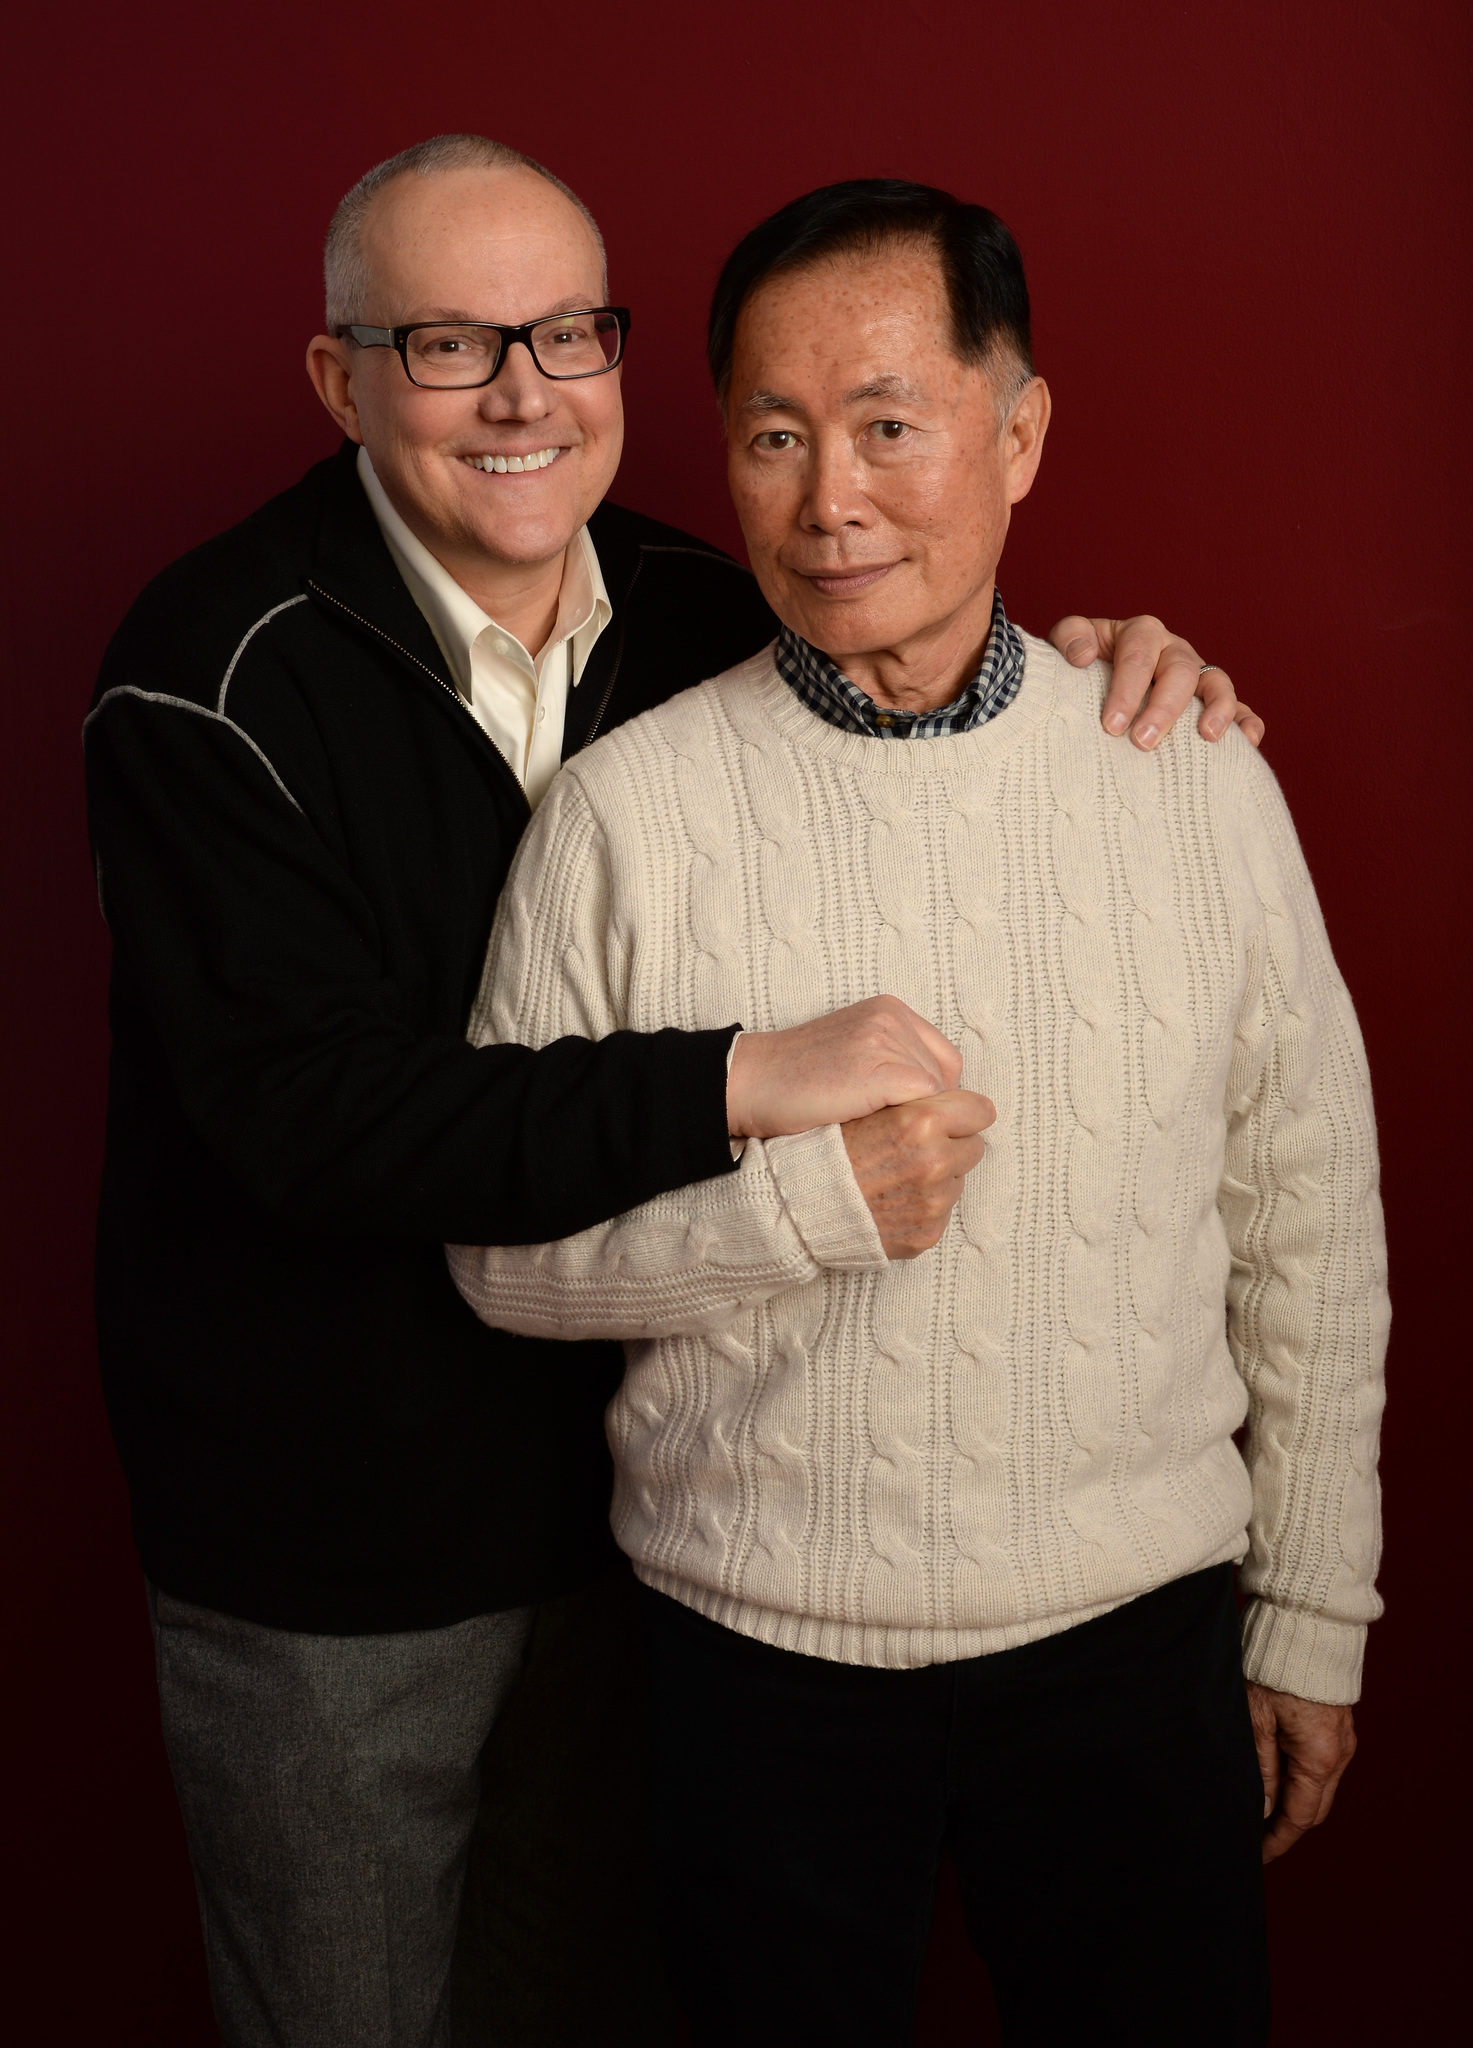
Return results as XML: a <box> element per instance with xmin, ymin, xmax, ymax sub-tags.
<box><xmin>468</xmin><ymin>447</ymin><xmax>560</xmax><ymax>473</ymax></box>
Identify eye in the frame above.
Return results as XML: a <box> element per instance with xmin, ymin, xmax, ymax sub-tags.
<box><xmin>872</xmin><ymin>419</ymin><xmax>908</xmax><ymax>441</ymax></box>
<box><xmin>754</xmin><ymin>429</ymin><xmax>799</xmax><ymax>452</ymax></box>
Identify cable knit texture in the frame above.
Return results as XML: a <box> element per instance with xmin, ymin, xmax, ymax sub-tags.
<box><xmin>449</xmin><ymin>635</ymin><xmax>1388</xmax><ymax>1700</ymax></box>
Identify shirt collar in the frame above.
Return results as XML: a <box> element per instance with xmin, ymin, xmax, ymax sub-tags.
<box><xmin>356</xmin><ymin>445</ymin><xmax>610</xmax><ymax>697</ymax></box>
<box><xmin>774</xmin><ymin>587</ymin><xmax>1025</xmax><ymax>740</ymax></box>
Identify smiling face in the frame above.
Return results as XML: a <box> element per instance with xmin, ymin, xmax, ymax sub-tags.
<box><xmin>725</xmin><ymin>242</ymin><xmax>1049</xmax><ymax>709</ymax></box>
<box><xmin>307</xmin><ymin>164</ymin><xmax>623</xmax><ymax>589</ymax></box>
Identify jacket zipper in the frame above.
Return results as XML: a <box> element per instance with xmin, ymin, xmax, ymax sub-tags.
<box><xmin>580</xmin><ymin>552</ymin><xmax>644</xmax><ymax>750</ymax></box>
<box><xmin>306</xmin><ymin>580</ymin><xmax>468</xmax><ymax>711</ymax></box>
<box><xmin>307</xmin><ymin>578</ymin><xmax>532</xmax><ymax>817</ymax></box>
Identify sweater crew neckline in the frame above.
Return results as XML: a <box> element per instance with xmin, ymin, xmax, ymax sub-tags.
<box><xmin>728</xmin><ymin>629</ymin><xmax>1067</xmax><ymax>775</ymax></box>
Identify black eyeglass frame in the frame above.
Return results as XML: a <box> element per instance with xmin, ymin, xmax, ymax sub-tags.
<box><xmin>332</xmin><ymin>307</ymin><xmax>632</xmax><ymax>387</ymax></box>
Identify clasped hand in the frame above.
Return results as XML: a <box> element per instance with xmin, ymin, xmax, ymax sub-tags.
<box><xmin>726</xmin><ymin>996</ymin><xmax>991</xmax><ymax>1256</ymax></box>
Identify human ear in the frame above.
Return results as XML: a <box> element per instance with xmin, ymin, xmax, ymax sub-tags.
<box><xmin>306</xmin><ymin>336</ymin><xmax>364</xmax><ymax>444</ymax></box>
<box><xmin>1004</xmin><ymin>376</ymin><xmax>1051</xmax><ymax>505</ymax></box>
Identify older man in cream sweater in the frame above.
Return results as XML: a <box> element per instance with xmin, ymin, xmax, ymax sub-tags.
<box><xmin>449</xmin><ymin>180</ymin><xmax>1386</xmax><ymax>2048</ymax></box>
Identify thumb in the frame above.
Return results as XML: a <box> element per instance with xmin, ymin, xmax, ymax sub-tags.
<box><xmin>936</xmin><ymin>1088</ymin><xmax>997</xmax><ymax>1136</ymax></box>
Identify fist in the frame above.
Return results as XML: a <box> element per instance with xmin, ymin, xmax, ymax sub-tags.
<box><xmin>841</xmin><ymin>1088</ymin><xmax>996</xmax><ymax>1259</ymax></box>
<box><xmin>727</xmin><ymin>994</ymin><xmax>963</xmax><ymax>1139</ymax></box>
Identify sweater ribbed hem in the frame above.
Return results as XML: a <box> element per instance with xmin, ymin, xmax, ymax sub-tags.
<box><xmin>1239</xmin><ymin>1597</ymin><xmax>1366</xmax><ymax>1703</ymax></box>
<box><xmin>633</xmin><ymin>1565</ymin><xmax>1133</xmax><ymax>1670</ymax></box>
<box><xmin>763</xmin><ymin>1123</ymin><xmax>888</xmax><ymax>1271</ymax></box>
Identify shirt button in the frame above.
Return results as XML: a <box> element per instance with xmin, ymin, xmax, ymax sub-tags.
<box><xmin>875</xmin><ymin>713</ymin><xmax>893</xmax><ymax>727</ymax></box>
<box><xmin>494</xmin><ymin>638</ymin><xmax>509</xmax><ymax>656</ymax></box>
<box><xmin>537</xmin><ymin>706</ymin><xmax>547</xmax><ymax>723</ymax></box>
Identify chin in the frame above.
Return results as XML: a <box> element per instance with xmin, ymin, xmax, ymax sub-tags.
<box><xmin>470</xmin><ymin>504</ymin><xmax>583</xmax><ymax>565</ymax></box>
<box><xmin>788</xmin><ymin>600</ymin><xmax>898</xmax><ymax>660</ymax></box>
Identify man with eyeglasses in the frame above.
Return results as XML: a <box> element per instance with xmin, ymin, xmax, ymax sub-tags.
<box><xmin>83</xmin><ymin>134</ymin><xmax>1263</xmax><ymax>2047</ymax></box>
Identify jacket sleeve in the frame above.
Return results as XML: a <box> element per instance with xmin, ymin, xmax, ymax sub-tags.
<box><xmin>447</xmin><ymin>767</ymin><xmax>886</xmax><ymax>1336</ymax></box>
<box><xmin>1218</xmin><ymin>743</ymin><xmax>1390</xmax><ymax>1704</ymax></box>
<box><xmin>84</xmin><ymin>687</ymin><xmax>738</xmax><ymax>1244</ymax></box>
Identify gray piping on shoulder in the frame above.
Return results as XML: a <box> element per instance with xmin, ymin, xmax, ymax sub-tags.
<box><xmin>217</xmin><ymin>594</ymin><xmax>309</xmax><ymax>713</ymax></box>
<box><xmin>83</xmin><ymin>687</ymin><xmax>303</xmax><ymax>814</ymax></box>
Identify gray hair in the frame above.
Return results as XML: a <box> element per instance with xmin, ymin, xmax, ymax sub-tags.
<box><xmin>323</xmin><ymin>134</ymin><xmax>606</xmax><ymax>329</ymax></box>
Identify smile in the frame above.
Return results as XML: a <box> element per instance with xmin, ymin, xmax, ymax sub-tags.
<box><xmin>463</xmin><ymin>448</ymin><xmax>562</xmax><ymax>474</ymax></box>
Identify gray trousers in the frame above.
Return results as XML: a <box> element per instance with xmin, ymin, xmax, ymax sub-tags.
<box><xmin>150</xmin><ymin>1565</ymin><xmax>675</xmax><ymax>2048</ymax></box>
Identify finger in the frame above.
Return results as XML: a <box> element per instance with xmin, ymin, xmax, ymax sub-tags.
<box><xmin>1235</xmin><ymin>702</ymin><xmax>1265</xmax><ymax>749</ymax></box>
<box><xmin>876</xmin><ymin>998</ymin><xmax>965</xmax><ymax>1090</ymax></box>
<box><xmin>1194</xmin><ymin>664</ymin><xmax>1240</xmax><ymax>742</ymax></box>
<box><xmin>1260</xmin><ymin>1809</ymin><xmax>1307</xmax><ymax>1864</ymax></box>
<box><xmin>862</xmin><ymin>1059</ymin><xmax>947</xmax><ymax>1109</ymax></box>
<box><xmin>1097</xmin><ymin>616</ymin><xmax>1166</xmax><ymax>736</ymax></box>
<box><xmin>1251</xmin><ymin>1718</ymin><xmax>1280</xmax><ymax>1821</ymax></box>
<box><xmin>1126</xmin><ymin>639</ymin><xmax>1201</xmax><ymax>751</ymax></box>
<box><xmin>1048</xmin><ymin>614</ymin><xmax>1103</xmax><ymax>668</ymax></box>
<box><xmin>949</xmin><ymin>1135</ymin><xmax>989</xmax><ymax>1176</ymax></box>
<box><xmin>1278</xmin><ymin>1750</ymin><xmax>1337</xmax><ymax>1841</ymax></box>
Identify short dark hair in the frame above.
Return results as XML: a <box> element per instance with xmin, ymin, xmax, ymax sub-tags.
<box><xmin>707</xmin><ymin>178</ymin><xmax>1033</xmax><ymax>404</ymax></box>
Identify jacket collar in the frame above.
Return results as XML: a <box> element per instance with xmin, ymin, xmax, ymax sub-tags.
<box><xmin>560</xmin><ymin>499</ymin><xmax>654</xmax><ymax>756</ymax></box>
<box><xmin>307</xmin><ymin>441</ymin><xmax>462</xmax><ymax>693</ymax></box>
<box><xmin>302</xmin><ymin>440</ymin><xmax>674</xmax><ymax>767</ymax></box>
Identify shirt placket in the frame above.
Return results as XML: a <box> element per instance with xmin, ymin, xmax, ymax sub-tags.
<box><xmin>525</xmin><ymin>637</ymin><xmax>571</xmax><ymax>794</ymax></box>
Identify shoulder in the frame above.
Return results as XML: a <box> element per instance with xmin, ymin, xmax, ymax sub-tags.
<box><xmin>1023</xmin><ymin>627</ymin><xmax>1253</xmax><ymax>800</ymax></box>
<box><xmin>588</xmin><ymin>498</ymin><xmax>755</xmax><ymax>577</ymax></box>
<box><xmin>90</xmin><ymin>455</ymin><xmax>339</xmax><ymax>719</ymax></box>
<box><xmin>563</xmin><ymin>656</ymin><xmax>767</xmax><ymax>806</ymax></box>
<box><xmin>585</xmin><ymin>501</ymin><xmax>778</xmax><ymax>638</ymax></box>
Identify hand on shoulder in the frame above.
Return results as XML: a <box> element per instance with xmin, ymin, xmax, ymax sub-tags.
<box><xmin>1049</xmin><ymin>614</ymin><xmax>1264</xmax><ymax>753</ymax></box>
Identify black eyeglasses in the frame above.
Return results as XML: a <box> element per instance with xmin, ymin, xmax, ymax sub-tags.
<box><xmin>333</xmin><ymin>307</ymin><xmax>631</xmax><ymax>389</ymax></box>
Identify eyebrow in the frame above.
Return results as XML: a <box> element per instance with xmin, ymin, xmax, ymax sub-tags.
<box><xmin>737</xmin><ymin>388</ymin><xmax>800</xmax><ymax>416</ymax></box>
<box><xmin>736</xmin><ymin>372</ymin><xmax>927</xmax><ymax>416</ymax></box>
<box><xmin>842</xmin><ymin>374</ymin><xmax>925</xmax><ymax>405</ymax></box>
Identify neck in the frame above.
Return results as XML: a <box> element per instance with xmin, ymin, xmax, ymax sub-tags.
<box><xmin>820</xmin><ymin>579</ymin><xmax>996</xmax><ymax>714</ymax></box>
<box><xmin>437</xmin><ymin>541</ymin><xmax>568</xmax><ymax>657</ymax></box>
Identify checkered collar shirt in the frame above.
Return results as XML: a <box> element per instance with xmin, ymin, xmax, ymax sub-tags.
<box><xmin>774</xmin><ymin>587</ymin><xmax>1025</xmax><ymax>740</ymax></box>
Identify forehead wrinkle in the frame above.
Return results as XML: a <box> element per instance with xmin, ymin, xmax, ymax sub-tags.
<box><xmin>399</xmin><ymin>294</ymin><xmax>598</xmax><ymax>323</ymax></box>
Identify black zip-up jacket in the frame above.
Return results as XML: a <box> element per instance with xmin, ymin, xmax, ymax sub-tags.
<box><xmin>84</xmin><ymin>441</ymin><xmax>779</xmax><ymax>1631</ymax></box>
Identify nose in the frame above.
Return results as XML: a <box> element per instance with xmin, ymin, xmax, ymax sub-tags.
<box><xmin>800</xmin><ymin>430</ymin><xmax>873</xmax><ymax>536</ymax></box>
<box><xmin>479</xmin><ymin>339</ymin><xmax>557</xmax><ymax>420</ymax></box>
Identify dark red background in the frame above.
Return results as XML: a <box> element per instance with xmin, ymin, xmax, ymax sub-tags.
<box><xmin>4</xmin><ymin>3</ymin><xmax>1468</xmax><ymax>2037</ymax></box>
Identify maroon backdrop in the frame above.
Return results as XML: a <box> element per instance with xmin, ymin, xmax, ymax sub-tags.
<box><xmin>4</xmin><ymin>3</ymin><xmax>1468</xmax><ymax>2038</ymax></box>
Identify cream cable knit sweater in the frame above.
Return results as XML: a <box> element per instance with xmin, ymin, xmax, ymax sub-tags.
<box><xmin>449</xmin><ymin>636</ymin><xmax>1388</xmax><ymax>1701</ymax></box>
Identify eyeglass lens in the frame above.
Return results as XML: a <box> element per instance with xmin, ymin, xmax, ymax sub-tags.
<box><xmin>404</xmin><ymin>312</ymin><xmax>622</xmax><ymax>386</ymax></box>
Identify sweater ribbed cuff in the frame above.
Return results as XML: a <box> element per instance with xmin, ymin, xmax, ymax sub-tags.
<box><xmin>763</xmin><ymin>1124</ymin><xmax>888</xmax><ymax>1271</ymax></box>
<box><xmin>1240</xmin><ymin>1597</ymin><xmax>1366</xmax><ymax>1704</ymax></box>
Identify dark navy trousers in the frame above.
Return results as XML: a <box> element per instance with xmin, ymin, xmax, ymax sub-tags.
<box><xmin>640</xmin><ymin>1564</ymin><xmax>1270</xmax><ymax>2047</ymax></box>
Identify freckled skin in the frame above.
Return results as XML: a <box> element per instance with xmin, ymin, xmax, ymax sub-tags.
<box><xmin>306</xmin><ymin>165</ymin><xmax>623</xmax><ymax>645</ymax></box>
<box><xmin>725</xmin><ymin>245</ymin><xmax>1051</xmax><ymax>713</ymax></box>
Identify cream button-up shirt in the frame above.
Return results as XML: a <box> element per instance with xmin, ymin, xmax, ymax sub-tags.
<box><xmin>357</xmin><ymin>446</ymin><xmax>612</xmax><ymax>809</ymax></box>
